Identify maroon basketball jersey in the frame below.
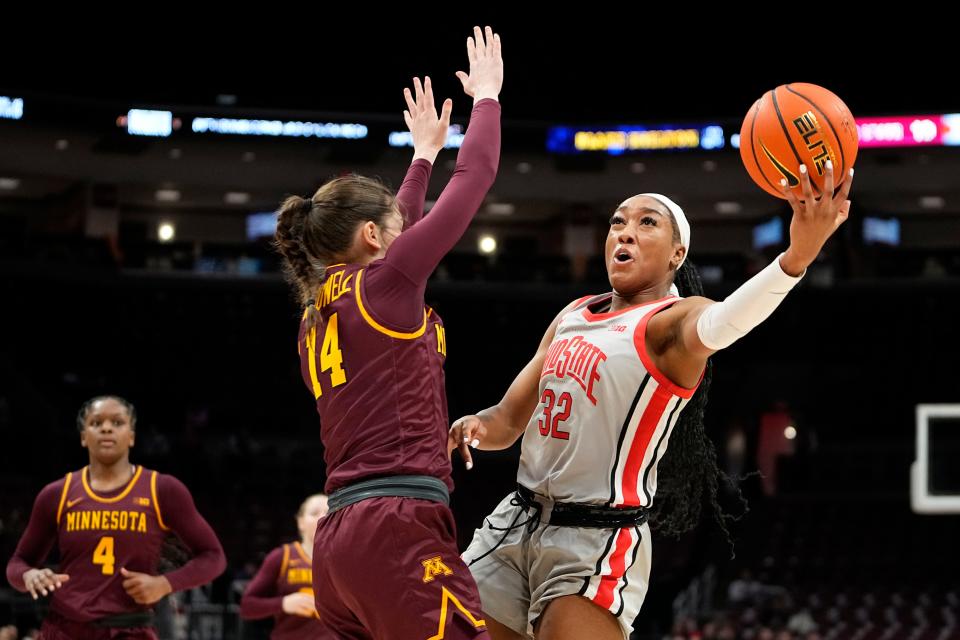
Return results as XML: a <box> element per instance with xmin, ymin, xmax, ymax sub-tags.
<box><xmin>51</xmin><ymin>465</ymin><xmax>168</xmax><ymax>621</ymax></box>
<box><xmin>297</xmin><ymin>263</ymin><xmax>451</xmax><ymax>493</ymax></box>
<box><xmin>271</xmin><ymin>542</ymin><xmax>324</xmax><ymax>638</ymax></box>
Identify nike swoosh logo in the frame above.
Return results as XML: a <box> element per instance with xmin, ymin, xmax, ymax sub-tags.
<box><xmin>66</xmin><ymin>498</ymin><xmax>83</xmax><ymax>508</ymax></box>
<box><xmin>759</xmin><ymin>141</ymin><xmax>799</xmax><ymax>187</ymax></box>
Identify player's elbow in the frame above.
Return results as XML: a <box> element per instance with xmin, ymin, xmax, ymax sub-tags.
<box><xmin>194</xmin><ymin>545</ymin><xmax>227</xmax><ymax>583</ymax></box>
<box><xmin>238</xmin><ymin>599</ymin><xmax>265</xmax><ymax>620</ymax></box>
<box><xmin>476</xmin><ymin>153</ymin><xmax>500</xmax><ymax>185</ymax></box>
<box><xmin>210</xmin><ymin>548</ymin><xmax>227</xmax><ymax>578</ymax></box>
<box><xmin>502</xmin><ymin>411</ymin><xmax>529</xmax><ymax>447</ymax></box>
<box><xmin>453</xmin><ymin>154</ymin><xmax>499</xmax><ymax>188</ymax></box>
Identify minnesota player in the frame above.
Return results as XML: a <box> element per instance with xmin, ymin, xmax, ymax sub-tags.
<box><xmin>5</xmin><ymin>395</ymin><xmax>226</xmax><ymax>639</ymax></box>
<box><xmin>451</xmin><ymin>165</ymin><xmax>855</xmax><ymax>639</ymax></box>
<box><xmin>274</xmin><ymin>26</ymin><xmax>502</xmax><ymax>640</ymax></box>
<box><xmin>240</xmin><ymin>494</ymin><xmax>329</xmax><ymax>639</ymax></box>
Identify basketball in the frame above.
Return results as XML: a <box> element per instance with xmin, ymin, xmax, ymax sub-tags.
<box><xmin>740</xmin><ymin>83</ymin><xmax>859</xmax><ymax>199</ymax></box>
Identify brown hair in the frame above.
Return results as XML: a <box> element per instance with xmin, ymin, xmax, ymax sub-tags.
<box><xmin>274</xmin><ymin>175</ymin><xmax>397</xmax><ymax>306</ymax></box>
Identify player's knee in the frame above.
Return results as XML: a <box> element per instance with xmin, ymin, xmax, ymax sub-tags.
<box><xmin>483</xmin><ymin>613</ymin><xmax>526</xmax><ymax>640</ymax></box>
<box><xmin>535</xmin><ymin>595</ymin><xmax>623</xmax><ymax>640</ymax></box>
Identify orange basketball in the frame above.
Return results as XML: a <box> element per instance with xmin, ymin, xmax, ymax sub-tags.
<box><xmin>739</xmin><ymin>83</ymin><xmax>858</xmax><ymax>199</ymax></box>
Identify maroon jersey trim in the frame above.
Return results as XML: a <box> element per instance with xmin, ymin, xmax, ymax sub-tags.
<box><xmin>56</xmin><ymin>472</ymin><xmax>72</xmax><ymax>525</ymax></box>
<box><xmin>81</xmin><ymin>465</ymin><xmax>143</xmax><ymax>503</ymax></box>
<box><xmin>354</xmin><ymin>269</ymin><xmax>427</xmax><ymax>339</ymax></box>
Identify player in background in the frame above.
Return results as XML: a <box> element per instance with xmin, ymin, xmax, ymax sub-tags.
<box><xmin>240</xmin><ymin>493</ymin><xmax>329</xmax><ymax>639</ymax></box>
<box><xmin>6</xmin><ymin>395</ymin><xmax>226</xmax><ymax>640</ymax></box>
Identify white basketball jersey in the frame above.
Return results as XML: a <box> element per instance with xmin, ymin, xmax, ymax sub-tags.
<box><xmin>517</xmin><ymin>294</ymin><xmax>701</xmax><ymax>507</ymax></box>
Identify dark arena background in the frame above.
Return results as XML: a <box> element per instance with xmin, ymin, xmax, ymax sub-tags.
<box><xmin>2</xmin><ymin>19</ymin><xmax>958</xmax><ymax>640</ymax></box>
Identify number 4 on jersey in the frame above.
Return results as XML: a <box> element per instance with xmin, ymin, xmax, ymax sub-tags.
<box><xmin>93</xmin><ymin>536</ymin><xmax>115</xmax><ymax>575</ymax></box>
<box><xmin>307</xmin><ymin>313</ymin><xmax>348</xmax><ymax>398</ymax></box>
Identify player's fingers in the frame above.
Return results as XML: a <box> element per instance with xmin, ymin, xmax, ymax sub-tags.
<box><xmin>464</xmin><ymin>421</ymin><xmax>482</xmax><ymax>448</ymax></box>
<box><xmin>458</xmin><ymin>439</ymin><xmax>473</xmax><ymax>470</ymax></box>
<box><xmin>799</xmin><ymin>164</ymin><xmax>814</xmax><ymax>208</ymax></box>
<box><xmin>448</xmin><ymin>421</ymin><xmax>462</xmax><ymax>441</ymax></box>
<box><xmin>821</xmin><ymin>160</ymin><xmax>835</xmax><ymax>203</ymax></box>
<box><xmin>473</xmin><ymin>26</ymin><xmax>485</xmax><ymax>58</ymax></box>
<box><xmin>35</xmin><ymin>573</ymin><xmax>52</xmax><ymax>593</ymax></box>
<box><xmin>413</xmin><ymin>77</ymin><xmax>424</xmax><ymax>106</ymax></box>
<box><xmin>40</xmin><ymin>569</ymin><xmax>58</xmax><ymax>590</ymax></box>
<box><xmin>447</xmin><ymin>422</ymin><xmax>464</xmax><ymax>457</ymax></box>
<box><xmin>834</xmin><ymin>202</ymin><xmax>850</xmax><ymax>229</ymax></box>
<box><xmin>402</xmin><ymin>87</ymin><xmax>416</xmax><ymax>114</ymax></box>
<box><xmin>423</xmin><ymin>76</ymin><xmax>434</xmax><ymax>111</ymax></box>
<box><xmin>439</xmin><ymin>99</ymin><xmax>453</xmax><ymax>130</ymax></box>
<box><xmin>466</xmin><ymin>36</ymin><xmax>477</xmax><ymax>65</ymax></box>
<box><xmin>835</xmin><ymin>167</ymin><xmax>855</xmax><ymax>204</ymax></box>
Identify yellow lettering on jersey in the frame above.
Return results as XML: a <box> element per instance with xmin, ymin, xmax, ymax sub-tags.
<box><xmin>317</xmin><ymin>271</ymin><xmax>354</xmax><ymax>310</ymax></box>
<box><xmin>136</xmin><ymin>497</ymin><xmax>151</xmax><ymax>507</ymax></box>
<box><xmin>319</xmin><ymin>313</ymin><xmax>347</xmax><ymax>387</ymax></box>
<box><xmin>307</xmin><ymin>311</ymin><xmax>348</xmax><ymax>399</ymax></box>
<box><xmin>435</xmin><ymin>325</ymin><xmax>446</xmax><ymax>356</ymax></box>
<box><xmin>421</xmin><ymin>556</ymin><xmax>453</xmax><ymax>583</ymax></box>
<box><xmin>287</xmin><ymin>568</ymin><xmax>313</xmax><ymax>585</ymax></box>
<box><xmin>427</xmin><ymin>586</ymin><xmax>486</xmax><ymax>640</ymax></box>
<box><xmin>318</xmin><ymin>276</ymin><xmax>332</xmax><ymax>309</ymax></box>
<box><xmin>65</xmin><ymin>510</ymin><xmax>152</xmax><ymax>533</ymax></box>
<box><xmin>306</xmin><ymin>325</ymin><xmax>323</xmax><ymax>399</ymax></box>
<box><xmin>93</xmin><ymin>536</ymin><xmax>115</xmax><ymax>575</ymax></box>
